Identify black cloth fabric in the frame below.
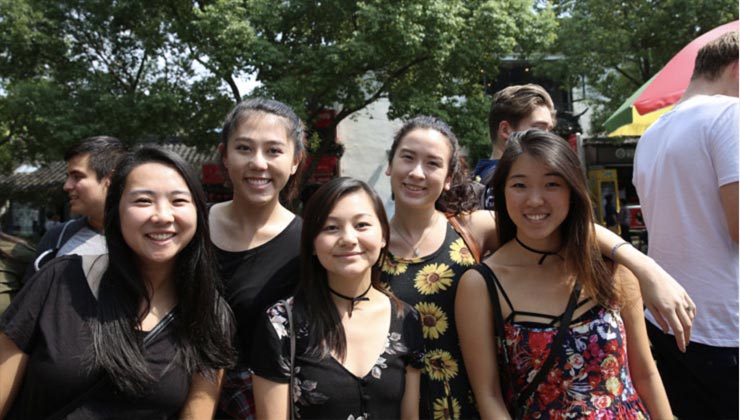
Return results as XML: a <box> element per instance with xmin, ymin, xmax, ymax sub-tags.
<box><xmin>251</xmin><ymin>296</ymin><xmax>425</xmax><ymax>419</ymax></box>
<box><xmin>0</xmin><ymin>256</ymin><xmax>190</xmax><ymax>420</ymax></box>
<box><xmin>215</xmin><ymin>216</ymin><xmax>302</xmax><ymax>366</ymax></box>
<box><xmin>647</xmin><ymin>322</ymin><xmax>739</xmax><ymax>420</ymax></box>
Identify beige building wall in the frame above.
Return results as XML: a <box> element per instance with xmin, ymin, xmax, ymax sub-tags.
<box><xmin>337</xmin><ymin>98</ymin><xmax>402</xmax><ymax>217</ymax></box>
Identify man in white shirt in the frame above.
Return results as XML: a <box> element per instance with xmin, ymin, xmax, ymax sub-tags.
<box><xmin>633</xmin><ymin>31</ymin><xmax>738</xmax><ymax>419</ymax></box>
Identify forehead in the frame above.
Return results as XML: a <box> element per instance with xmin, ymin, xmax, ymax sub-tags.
<box><xmin>508</xmin><ymin>153</ymin><xmax>559</xmax><ymax>177</ymax></box>
<box><xmin>514</xmin><ymin>105</ymin><xmax>555</xmax><ymax>130</ymax></box>
<box><xmin>397</xmin><ymin>128</ymin><xmax>452</xmax><ymax>159</ymax></box>
<box><xmin>231</xmin><ymin>112</ymin><xmax>292</xmax><ymax>144</ymax></box>
<box><xmin>327</xmin><ymin>190</ymin><xmax>378</xmax><ymax>218</ymax></box>
<box><xmin>67</xmin><ymin>153</ymin><xmax>94</xmax><ymax>173</ymax></box>
<box><xmin>124</xmin><ymin>162</ymin><xmax>189</xmax><ymax>191</ymax></box>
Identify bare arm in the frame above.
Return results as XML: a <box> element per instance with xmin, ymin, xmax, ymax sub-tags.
<box><xmin>719</xmin><ymin>182</ymin><xmax>738</xmax><ymax>243</ymax></box>
<box><xmin>455</xmin><ymin>268</ymin><xmax>511</xmax><ymax>420</ymax></box>
<box><xmin>253</xmin><ymin>374</ymin><xmax>289</xmax><ymax>420</ymax></box>
<box><xmin>465</xmin><ymin>210</ymin><xmax>500</xmax><ymax>256</ymax></box>
<box><xmin>0</xmin><ymin>333</ymin><xmax>28</xmax><ymax>418</ymax></box>
<box><xmin>616</xmin><ymin>265</ymin><xmax>673</xmax><ymax>419</ymax></box>
<box><xmin>179</xmin><ymin>370</ymin><xmax>223</xmax><ymax>419</ymax></box>
<box><xmin>594</xmin><ymin>224</ymin><xmax>694</xmax><ymax>351</ymax></box>
<box><xmin>400</xmin><ymin>367</ymin><xmax>421</xmax><ymax>420</ymax></box>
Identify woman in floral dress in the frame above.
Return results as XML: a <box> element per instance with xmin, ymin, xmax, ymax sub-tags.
<box><xmin>252</xmin><ymin>177</ymin><xmax>424</xmax><ymax>419</ymax></box>
<box><xmin>456</xmin><ymin>130</ymin><xmax>672</xmax><ymax>419</ymax></box>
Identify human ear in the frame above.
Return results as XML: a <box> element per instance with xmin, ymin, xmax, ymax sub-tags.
<box><xmin>218</xmin><ymin>143</ymin><xmax>228</xmax><ymax>169</ymax></box>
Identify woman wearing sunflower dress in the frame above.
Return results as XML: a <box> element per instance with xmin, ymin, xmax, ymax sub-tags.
<box><xmin>382</xmin><ymin>116</ymin><xmax>498</xmax><ymax>419</ymax></box>
<box><xmin>382</xmin><ymin>117</ymin><xmax>693</xmax><ymax>419</ymax></box>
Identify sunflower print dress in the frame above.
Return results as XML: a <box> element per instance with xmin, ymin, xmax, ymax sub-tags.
<box><xmin>382</xmin><ymin>222</ymin><xmax>479</xmax><ymax>419</ymax></box>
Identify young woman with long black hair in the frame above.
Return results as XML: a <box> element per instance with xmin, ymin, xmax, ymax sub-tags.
<box><xmin>0</xmin><ymin>147</ymin><xmax>235</xmax><ymax>419</ymax></box>
<box><xmin>456</xmin><ymin>130</ymin><xmax>672</xmax><ymax>418</ymax></box>
<box><xmin>252</xmin><ymin>177</ymin><xmax>424</xmax><ymax>419</ymax></box>
<box><xmin>210</xmin><ymin>98</ymin><xmax>305</xmax><ymax>419</ymax></box>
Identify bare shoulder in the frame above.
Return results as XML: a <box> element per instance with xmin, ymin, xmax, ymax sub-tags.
<box><xmin>457</xmin><ymin>210</ymin><xmax>498</xmax><ymax>254</ymax></box>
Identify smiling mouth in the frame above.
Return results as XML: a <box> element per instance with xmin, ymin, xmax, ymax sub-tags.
<box><xmin>147</xmin><ymin>233</ymin><xmax>175</xmax><ymax>241</ymax></box>
<box><xmin>525</xmin><ymin>213</ymin><xmax>548</xmax><ymax>221</ymax></box>
<box><xmin>246</xmin><ymin>178</ymin><xmax>271</xmax><ymax>185</ymax></box>
<box><xmin>403</xmin><ymin>183</ymin><xmax>425</xmax><ymax>192</ymax></box>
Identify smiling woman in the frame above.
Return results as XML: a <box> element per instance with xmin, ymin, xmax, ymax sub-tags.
<box><xmin>0</xmin><ymin>147</ymin><xmax>236</xmax><ymax>419</ymax></box>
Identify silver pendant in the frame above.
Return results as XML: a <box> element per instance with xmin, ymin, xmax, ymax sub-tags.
<box><xmin>413</xmin><ymin>248</ymin><xmax>420</xmax><ymax>257</ymax></box>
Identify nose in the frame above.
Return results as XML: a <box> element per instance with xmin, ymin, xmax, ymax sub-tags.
<box><xmin>249</xmin><ymin>150</ymin><xmax>268</xmax><ymax>170</ymax></box>
<box><xmin>63</xmin><ymin>176</ymin><xmax>75</xmax><ymax>192</ymax></box>
<box><xmin>152</xmin><ymin>202</ymin><xmax>174</xmax><ymax>224</ymax></box>
<box><xmin>408</xmin><ymin>162</ymin><xmax>425</xmax><ymax>179</ymax></box>
<box><xmin>526</xmin><ymin>188</ymin><xmax>545</xmax><ymax>206</ymax></box>
<box><xmin>338</xmin><ymin>227</ymin><xmax>358</xmax><ymax>246</ymax></box>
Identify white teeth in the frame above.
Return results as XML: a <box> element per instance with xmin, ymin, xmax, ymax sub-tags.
<box><xmin>405</xmin><ymin>184</ymin><xmax>424</xmax><ymax>191</ymax></box>
<box><xmin>148</xmin><ymin>233</ymin><xmax>174</xmax><ymax>240</ymax></box>
<box><xmin>526</xmin><ymin>214</ymin><xmax>547</xmax><ymax>221</ymax></box>
<box><xmin>247</xmin><ymin>178</ymin><xmax>270</xmax><ymax>185</ymax></box>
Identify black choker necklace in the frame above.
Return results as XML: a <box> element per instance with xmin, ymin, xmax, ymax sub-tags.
<box><xmin>329</xmin><ymin>283</ymin><xmax>372</xmax><ymax>317</ymax></box>
<box><xmin>515</xmin><ymin>237</ymin><xmax>561</xmax><ymax>265</ymax></box>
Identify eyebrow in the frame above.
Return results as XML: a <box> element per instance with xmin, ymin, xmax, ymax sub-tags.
<box><xmin>232</xmin><ymin>137</ymin><xmax>287</xmax><ymax>146</ymax></box>
<box><xmin>127</xmin><ymin>189</ymin><xmax>192</xmax><ymax>196</ymax></box>
<box><xmin>398</xmin><ymin>147</ymin><xmax>445</xmax><ymax>161</ymax></box>
<box><xmin>325</xmin><ymin>213</ymin><xmax>375</xmax><ymax>221</ymax></box>
<box><xmin>508</xmin><ymin>172</ymin><xmax>562</xmax><ymax>179</ymax></box>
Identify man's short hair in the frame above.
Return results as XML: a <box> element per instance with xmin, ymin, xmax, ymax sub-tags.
<box><xmin>488</xmin><ymin>84</ymin><xmax>556</xmax><ymax>145</ymax></box>
<box><xmin>64</xmin><ymin>136</ymin><xmax>125</xmax><ymax>181</ymax></box>
<box><xmin>692</xmin><ymin>31</ymin><xmax>738</xmax><ymax>81</ymax></box>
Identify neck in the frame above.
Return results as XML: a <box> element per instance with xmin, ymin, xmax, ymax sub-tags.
<box><xmin>230</xmin><ymin>194</ymin><xmax>287</xmax><ymax>229</ymax></box>
<box><xmin>679</xmin><ymin>77</ymin><xmax>737</xmax><ymax>104</ymax></box>
<box><xmin>139</xmin><ymin>261</ymin><xmax>175</xmax><ymax>301</ymax></box>
<box><xmin>490</xmin><ymin>140</ymin><xmax>505</xmax><ymax>160</ymax></box>
<box><xmin>87</xmin><ymin>214</ymin><xmax>104</xmax><ymax>232</ymax></box>
<box><xmin>392</xmin><ymin>204</ymin><xmax>439</xmax><ymax>232</ymax></box>
<box><xmin>327</xmin><ymin>272</ymin><xmax>375</xmax><ymax>317</ymax></box>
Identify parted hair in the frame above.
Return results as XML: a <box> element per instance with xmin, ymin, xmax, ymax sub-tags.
<box><xmin>488</xmin><ymin>84</ymin><xmax>555</xmax><ymax>146</ymax></box>
<box><xmin>64</xmin><ymin>136</ymin><xmax>125</xmax><ymax>181</ymax></box>
<box><xmin>297</xmin><ymin>177</ymin><xmax>401</xmax><ymax>362</ymax></box>
<box><xmin>93</xmin><ymin>146</ymin><xmax>235</xmax><ymax>395</ymax></box>
<box><xmin>490</xmin><ymin>129</ymin><xmax>617</xmax><ymax>307</ymax></box>
<box><xmin>692</xmin><ymin>30</ymin><xmax>739</xmax><ymax>81</ymax></box>
<box><xmin>387</xmin><ymin>115</ymin><xmax>478</xmax><ymax>214</ymax></box>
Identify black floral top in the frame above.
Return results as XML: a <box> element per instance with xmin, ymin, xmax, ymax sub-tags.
<box><xmin>251</xmin><ymin>296</ymin><xmax>425</xmax><ymax>420</ymax></box>
<box><xmin>382</xmin><ymin>222</ymin><xmax>479</xmax><ymax>419</ymax></box>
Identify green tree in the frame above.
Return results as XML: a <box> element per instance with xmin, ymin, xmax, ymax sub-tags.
<box><xmin>544</xmin><ymin>0</ymin><xmax>737</xmax><ymax>134</ymax></box>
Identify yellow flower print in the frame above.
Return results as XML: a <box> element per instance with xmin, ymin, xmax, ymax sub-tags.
<box><xmin>449</xmin><ymin>238</ymin><xmax>475</xmax><ymax>266</ymax></box>
<box><xmin>415</xmin><ymin>302</ymin><xmax>449</xmax><ymax>340</ymax></box>
<box><xmin>381</xmin><ymin>257</ymin><xmax>408</xmax><ymax>276</ymax></box>
<box><xmin>425</xmin><ymin>349</ymin><xmax>459</xmax><ymax>381</ymax></box>
<box><xmin>414</xmin><ymin>263</ymin><xmax>454</xmax><ymax>295</ymax></box>
<box><xmin>432</xmin><ymin>396</ymin><xmax>461</xmax><ymax>420</ymax></box>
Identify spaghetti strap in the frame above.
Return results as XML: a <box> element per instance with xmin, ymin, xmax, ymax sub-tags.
<box><xmin>470</xmin><ymin>264</ymin><xmax>507</xmax><ymax>341</ymax></box>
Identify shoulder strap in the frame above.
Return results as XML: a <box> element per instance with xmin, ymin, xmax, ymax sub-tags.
<box><xmin>45</xmin><ymin>308</ymin><xmax>177</xmax><ymax>420</ymax></box>
<box><xmin>515</xmin><ymin>283</ymin><xmax>582</xmax><ymax>417</ymax></box>
<box><xmin>285</xmin><ymin>299</ymin><xmax>297</xmax><ymax>420</ymax></box>
<box><xmin>33</xmin><ymin>220</ymin><xmax>77</xmax><ymax>272</ymax></box>
<box><xmin>471</xmin><ymin>264</ymin><xmax>505</xmax><ymax>339</ymax></box>
<box><xmin>446</xmin><ymin>214</ymin><xmax>481</xmax><ymax>264</ymax></box>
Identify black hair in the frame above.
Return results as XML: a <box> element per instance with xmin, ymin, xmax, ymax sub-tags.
<box><xmin>387</xmin><ymin>115</ymin><xmax>478</xmax><ymax>214</ymax></box>
<box><xmin>93</xmin><ymin>146</ymin><xmax>235</xmax><ymax>395</ymax></box>
<box><xmin>220</xmin><ymin>98</ymin><xmax>306</xmax><ymax>203</ymax></box>
<box><xmin>64</xmin><ymin>136</ymin><xmax>126</xmax><ymax>181</ymax></box>
<box><xmin>296</xmin><ymin>177</ymin><xmax>401</xmax><ymax>361</ymax></box>
<box><xmin>490</xmin><ymin>129</ymin><xmax>616</xmax><ymax>307</ymax></box>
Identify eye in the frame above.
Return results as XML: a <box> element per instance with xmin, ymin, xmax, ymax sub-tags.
<box><xmin>322</xmin><ymin>224</ymin><xmax>338</xmax><ymax>233</ymax></box>
<box><xmin>268</xmin><ymin>147</ymin><xmax>284</xmax><ymax>155</ymax></box>
<box><xmin>134</xmin><ymin>197</ymin><xmax>152</xmax><ymax>205</ymax></box>
<box><xmin>428</xmin><ymin>160</ymin><xmax>442</xmax><ymax>168</ymax></box>
<box><xmin>509</xmin><ymin>182</ymin><xmax>526</xmax><ymax>189</ymax></box>
<box><xmin>400</xmin><ymin>154</ymin><xmax>413</xmax><ymax>161</ymax></box>
<box><xmin>356</xmin><ymin>221</ymin><xmax>372</xmax><ymax>229</ymax></box>
<box><xmin>173</xmin><ymin>197</ymin><xmax>191</xmax><ymax>205</ymax></box>
<box><xmin>235</xmin><ymin>144</ymin><xmax>250</xmax><ymax>152</ymax></box>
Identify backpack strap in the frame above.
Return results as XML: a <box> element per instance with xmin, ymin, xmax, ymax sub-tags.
<box><xmin>446</xmin><ymin>214</ymin><xmax>481</xmax><ymax>264</ymax></box>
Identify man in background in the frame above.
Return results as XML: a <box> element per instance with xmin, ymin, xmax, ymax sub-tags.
<box><xmin>633</xmin><ymin>31</ymin><xmax>738</xmax><ymax>419</ymax></box>
<box><xmin>24</xmin><ymin>136</ymin><xmax>125</xmax><ymax>281</ymax></box>
<box><xmin>472</xmin><ymin>84</ymin><xmax>556</xmax><ymax>209</ymax></box>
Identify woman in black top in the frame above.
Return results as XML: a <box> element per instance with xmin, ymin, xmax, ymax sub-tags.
<box><xmin>252</xmin><ymin>177</ymin><xmax>424</xmax><ymax>419</ymax></box>
<box><xmin>209</xmin><ymin>98</ymin><xmax>306</xmax><ymax>419</ymax></box>
<box><xmin>0</xmin><ymin>147</ymin><xmax>235</xmax><ymax>419</ymax></box>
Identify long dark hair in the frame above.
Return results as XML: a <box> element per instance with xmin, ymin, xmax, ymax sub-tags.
<box><xmin>92</xmin><ymin>146</ymin><xmax>235</xmax><ymax>395</ymax></box>
<box><xmin>297</xmin><ymin>177</ymin><xmax>400</xmax><ymax>361</ymax></box>
<box><xmin>490</xmin><ymin>129</ymin><xmax>617</xmax><ymax>307</ymax></box>
<box><xmin>388</xmin><ymin>115</ymin><xmax>477</xmax><ymax>214</ymax></box>
<box><xmin>220</xmin><ymin>98</ymin><xmax>306</xmax><ymax>204</ymax></box>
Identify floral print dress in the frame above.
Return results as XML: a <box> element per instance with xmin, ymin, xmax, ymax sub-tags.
<box><xmin>382</xmin><ymin>222</ymin><xmax>479</xmax><ymax>419</ymax></box>
<box><xmin>483</xmin><ymin>265</ymin><xmax>650</xmax><ymax>419</ymax></box>
<box><xmin>251</xmin><ymin>296</ymin><xmax>425</xmax><ymax>420</ymax></box>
